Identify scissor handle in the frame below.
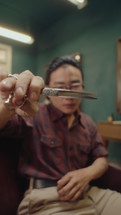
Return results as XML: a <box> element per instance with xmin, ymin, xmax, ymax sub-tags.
<box><xmin>4</xmin><ymin>92</ymin><xmax>28</xmax><ymax>110</ymax></box>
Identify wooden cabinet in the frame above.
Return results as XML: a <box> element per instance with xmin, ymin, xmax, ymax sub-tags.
<box><xmin>98</xmin><ymin>121</ymin><xmax>121</xmax><ymax>146</ymax></box>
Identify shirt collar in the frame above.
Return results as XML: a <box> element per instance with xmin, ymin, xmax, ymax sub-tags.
<box><xmin>48</xmin><ymin>103</ymin><xmax>85</xmax><ymax>128</ymax></box>
<box><xmin>78</xmin><ymin>111</ymin><xmax>85</xmax><ymax>128</ymax></box>
<box><xmin>48</xmin><ymin>103</ymin><xmax>66</xmax><ymax>121</ymax></box>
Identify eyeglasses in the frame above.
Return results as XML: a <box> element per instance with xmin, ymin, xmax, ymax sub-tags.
<box><xmin>52</xmin><ymin>82</ymin><xmax>84</xmax><ymax>90</ymax></box>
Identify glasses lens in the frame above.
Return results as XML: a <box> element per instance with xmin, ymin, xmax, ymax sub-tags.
<box><xmin>52</xmin><ymin>82</ymin><xmax>83</xmax><ymax>90</ymax></box>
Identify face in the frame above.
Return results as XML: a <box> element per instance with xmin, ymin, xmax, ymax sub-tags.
<box><xmin>47</xmin><ymin>65</ymin><xmax>84</xmax><ymax>115</ymax></box>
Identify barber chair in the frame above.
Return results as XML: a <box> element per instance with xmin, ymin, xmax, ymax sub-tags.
<box><xmin>0</xmin><ymin>136</ymin><xmax>121</xmax><ymax>215</ymax></box>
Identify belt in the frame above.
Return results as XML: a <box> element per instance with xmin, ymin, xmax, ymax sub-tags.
<box><xmin>29</xmin><ymin>178</ymin><xmax>57</xmax><ymax>189</ymax></box>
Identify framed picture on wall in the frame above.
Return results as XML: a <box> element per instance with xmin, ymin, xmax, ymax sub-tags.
<box><xmin>0</xmin><ymin>43</ymin><xmax>12</xmax><ymax>74</ymax></box>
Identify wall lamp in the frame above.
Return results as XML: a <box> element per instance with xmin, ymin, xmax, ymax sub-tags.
<box><xmin>0</xmin><ymin>26</ymin><xmax>34</xmax><ymax>45</ymax></box>
<box><xmin>67</xmin><ymin>0</ymin><xmax>88</xmax><ymax>9</ymax></box>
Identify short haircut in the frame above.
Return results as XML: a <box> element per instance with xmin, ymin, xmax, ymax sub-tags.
<box><xmin>45</xmin><ymin>56</ymin><xmax>84</xmax><ymax>85</ymax></box>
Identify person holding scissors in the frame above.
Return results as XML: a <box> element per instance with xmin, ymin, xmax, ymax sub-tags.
<box><xmin>0</xmin><ymin>55</ymin><xmax>121</xmax><ymax>215</ymax></box>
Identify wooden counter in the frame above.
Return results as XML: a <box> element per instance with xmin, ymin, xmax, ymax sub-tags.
<box><xmin>97</xmin><ymin>121</ymin><xmax>121</xmax><ymax>144</ymax></box>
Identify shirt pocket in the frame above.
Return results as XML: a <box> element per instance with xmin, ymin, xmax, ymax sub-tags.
<box><xmin>77</xmin><ymin>142</ymin><xmax>91</xmax><ymax>167</ymax></box>
<box><xmin>41</xmin><ymin>135</ymin><xmax>62</xmax><ymax>148</ymax></box>
<box><xmin>40</xmin><ymin>135</ymin><xmax>66</xmax><ymax>166</ymax></box>
<box><xmin>79</xmin><ymin>143</ymin><xmax>91</xmax><ymax>154</ymax></box>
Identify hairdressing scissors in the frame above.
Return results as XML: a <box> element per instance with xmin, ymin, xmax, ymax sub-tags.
<box><xmin>4</xmin><ymin>88</ymin><xmax>97</xmax><ymax>110</ymax></box>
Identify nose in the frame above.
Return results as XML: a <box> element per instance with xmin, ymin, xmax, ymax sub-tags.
<box><xmin>65</xmin><ymin>85</ymin><xmax>71</xmax><ymax>90</ymax></box>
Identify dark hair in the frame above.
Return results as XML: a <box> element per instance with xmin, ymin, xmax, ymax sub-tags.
<box><xmin>45</xmin><ymin>56</ymin><xmax>84</xmax><ymax>85</ymax></box>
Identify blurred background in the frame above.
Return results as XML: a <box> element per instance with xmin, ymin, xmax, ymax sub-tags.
<box><xmin>0</xmin><ymin>0</ymin><xmax>121</xmax><ymax>162</ymax></box>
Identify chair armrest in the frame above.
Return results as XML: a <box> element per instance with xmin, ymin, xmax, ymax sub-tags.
<box><xmin>91</xmin><ymin>161</ymin><xmax>121</xmax><ymax>193</ymax></box>
<box><xmin>0</xmin><ymin>137</ymin><xmax>26</xmax><ymax>215</ymax></box>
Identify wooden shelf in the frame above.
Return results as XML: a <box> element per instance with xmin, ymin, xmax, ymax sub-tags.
<box><xmin>98</xmin><ymin>121</ymin><xmax>121</xmax><ymax>142</ymax></box>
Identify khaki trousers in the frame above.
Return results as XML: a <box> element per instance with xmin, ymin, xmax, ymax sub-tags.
<box><xmin>17</xmin><ymin>186</ymin><xmax>121</xmax><ymax>215</ymax></box>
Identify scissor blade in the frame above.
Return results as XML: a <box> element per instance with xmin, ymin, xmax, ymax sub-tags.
<box><xmin>42</xmin><ymin>88</ymin><xmax>97</xmax><ymax>100</ymax></box>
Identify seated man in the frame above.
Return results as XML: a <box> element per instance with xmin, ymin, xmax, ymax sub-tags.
<box><xmin>0</xmin><ymin>56</ymin><xmax>121</xmax><ymax>215</ymax></box>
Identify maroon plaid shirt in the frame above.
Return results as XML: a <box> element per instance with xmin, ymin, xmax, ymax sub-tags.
<box><xmin>0</xmin><ymin>103</ymin><xmax>108</xmax><ymax>180</ymax></box>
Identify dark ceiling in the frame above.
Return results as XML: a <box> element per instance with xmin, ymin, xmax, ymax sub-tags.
<box><xmin>0</xmin><ymin>0</ymin><xmax>79</xmax><ymax>39</ymax></box>
<box><xmin>0</xmin><ymin>0</ymin><xmax>120</xmax><ymax>49</ymax></box>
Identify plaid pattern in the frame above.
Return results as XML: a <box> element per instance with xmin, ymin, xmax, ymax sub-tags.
<box><xmin>1</xmin><ymin>103</ymin><xmax>108</xmax><ymax>180</ymax></box>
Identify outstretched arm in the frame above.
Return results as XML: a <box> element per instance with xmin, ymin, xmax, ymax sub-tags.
<box><xmin>0</xmin><ymin>70</ymin><xmax>44</xmax><ymax>129</ymax></box>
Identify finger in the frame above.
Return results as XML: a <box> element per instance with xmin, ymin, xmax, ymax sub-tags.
<box><xmin>0</xmin><ymin>90</ymin><xmax>11</xmax><ymax>101</ymax></box>
<box><xmin>59</xmin><ymin>182</ymin><xmax>79</xmax><ymax>201</ymax></box>
<box><xmin>13</xmin><ymin>70</ymin><xmax>33</xmax><ymax>105</ymax></box>
<box><xmin>21</xmin><ymin>101</ymin><xmax>39</xmax><ymax>115</ymax></box>
<box><xmin>28</xmin><ymin>76</ymin><xmax>45</xmax><ymax>102</ymax></box>
<box><xmin>70</xmin><ymin>189</ymin><xmax>83</xmax><ymax>202</ymax></box>
<box><xmin>0</xmin><ymin>70</ymin><xmax>8</xmax><ymax>81</ymax></box>
<box><xmin>15</xmin><ymin>108</ymin><xmax>28</xmax><ymax>117</ymax></box>
<box><xmin>0</xmin><ymin>75</ymin><xmax>17</xmax><ymax>100</ymax></box>
<box><xmin>70</xmin><ymin>183</ymin><xmax>87</xmax><ymax>202</ymax></box>
<box><xmin>60</xmin><ymin>182</ymin><xmax>83</xmax><ymax>201</ymax></box>
<box><xmin>58</xmin><ymin>179</ymin><xmax>73</xmax><ymax>195</ymax></box>
<box><xmin>15</xmin><ymin>101</ymin><xmax>39</xmax><ymax>116</ymax></box>
<box><xmin>57</xmin><ymin>175</ymin><xmax>70</xmax><ymax>190</ymax></box>
<box><xmin>0</xmin><ymin>76</ymin><xmax>17</xmax><ymax>91</ymax></box>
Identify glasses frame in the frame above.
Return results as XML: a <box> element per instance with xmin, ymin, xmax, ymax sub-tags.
<box><xmin>52</xmin><ymin>82</ymin><xmax>84</xmax><ymax>90</ymax></box>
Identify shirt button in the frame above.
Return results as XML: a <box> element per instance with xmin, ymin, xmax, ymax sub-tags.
<box><xmin>51</xmin><ymin>140</ymin><xmax>55</xmax><ymax>146</ymax></box>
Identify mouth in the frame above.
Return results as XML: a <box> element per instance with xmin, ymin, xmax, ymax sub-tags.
<box><xmin>63</xmin><ymin>103</ymin><xmax>76</xmax><ymax>108</ymax></box>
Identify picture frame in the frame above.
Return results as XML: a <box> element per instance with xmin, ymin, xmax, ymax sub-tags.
<box><xmin>0</xmin><ymin>43</ymin><xmax>12</xmax><ymax>74</ymax></box>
